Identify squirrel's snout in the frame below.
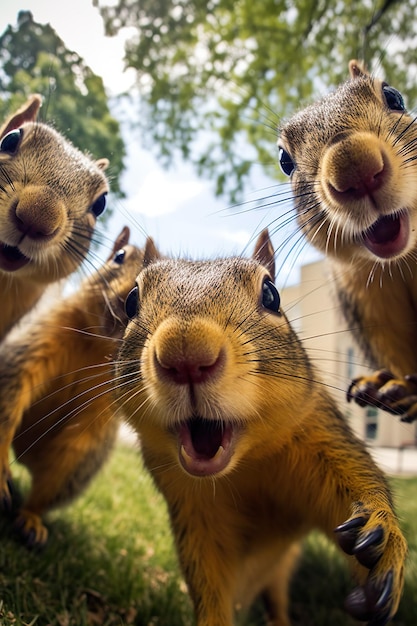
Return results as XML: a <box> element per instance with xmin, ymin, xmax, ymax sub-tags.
<box><xmin>152</xmin><ymin>319</ymin><xmax>226</xmax><ymax>386</ymax></box>
<box><xmin>322</xmin><ymin>132</ymin><xmax>391</xmax><ymax>205</ymax></box>
<box><xmin>13</xmin><ymin>185</ymin><xmax>66</xmax><ymax>241</ymax></box>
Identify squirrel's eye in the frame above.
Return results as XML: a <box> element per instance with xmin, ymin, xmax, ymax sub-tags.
<box><xmin>261</xmin><ymin>278</ymin><xmax>280</xmax><ymax>313</ymax></box>
<box><xmin>0</xmin><ymin>129</ymin><xmax>22</xmax><ymax>154</ymax></box>
<box><xmin>382</xmin><ymin>85</ymin><xmax>405</xmax><ymax>112</ymax></box>
<box><xmin>90</xmin><ymin>192</ymin><xmax>107</xmax><ymax>217</ymax></box>
<box><xmin>113</xmin><ymin>249</ymin><xmax>126</xmax><ymax>265</ymax></box>
<box><xmin>125</xmin><ymin>285</ymin><xmax>139</xmax><ymax>319</ymax></box>
<box><xmin>278</xmin><ymin>147</ymin><xmax>295</xmax><ymax>176</ymax></box>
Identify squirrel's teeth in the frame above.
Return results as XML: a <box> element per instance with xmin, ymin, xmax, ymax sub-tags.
<box><xmin>213</xmin><ymin>445</ymin><xmax>225</xmax><ymax>460</ymax></box>
<box><xmin>180</xmin><ymin>444</ymin><xmax>225</xmax><ymax>464</ymax></box>
<box><xmin>180</xmin><ymin>445</ymin><xmax>193</xmax><ymax>465</ymax></box>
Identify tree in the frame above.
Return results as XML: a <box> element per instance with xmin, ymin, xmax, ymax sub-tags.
<box><xmin>0</xmin><ymin>10</ymin><xmax>126</xmax><ymax>199</ymax></box>
<box><xmin>95</xmin><ymin>0</ymin><xmax>417</xmax><ymax>200</ymax></box>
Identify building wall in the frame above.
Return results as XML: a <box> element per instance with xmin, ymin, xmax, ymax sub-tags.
<box><xmin>281</xmin><ymin>258</ymin><xmax>416</xmax><ymax>448</ymax></box>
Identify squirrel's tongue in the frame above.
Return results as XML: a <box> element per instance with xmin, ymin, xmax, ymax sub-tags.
<box><xmin>178</xmin><ymin>417</ymin><xmax>235</xmax><ymax>476</ymax></box>
<box><xmin>362</xmin><ymin>213</ymin><xmax>409</xmax><ymax>259</ymax></box>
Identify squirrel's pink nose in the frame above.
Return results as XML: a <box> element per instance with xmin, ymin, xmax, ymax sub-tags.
<box><xmin>156</xmin><ymin>348</ymin><xmax>225</xmax><ymax>385</ymax></box>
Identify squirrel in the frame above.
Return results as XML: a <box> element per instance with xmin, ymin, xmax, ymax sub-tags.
<box><xmin>115</xmin><ymin>229</ymin><xmax>407</xmax><ymax>626</ymax></box>
<box><xmin>0</xmin><ymin>94</ymin><xmax>109</xmax><ymax>340</ymax></box>
<box><xmin>277</xmin><ymin>60</ymin><xmax>417</xmax><ymax>422</ymax></box>
<box><xmin>0</xmin><ymin>226</ymin><xmax>156</xmax><ymax>547</ymax></box>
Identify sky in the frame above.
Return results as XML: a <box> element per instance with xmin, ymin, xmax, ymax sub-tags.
<box><xmin>0</xmin><ymin>0</ymin><xmax>320</xmax><ymax>284</ymax></box>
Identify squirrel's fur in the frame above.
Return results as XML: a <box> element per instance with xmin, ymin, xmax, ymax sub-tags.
<box><xmin>0</xmin><ymin>95</ymin><xmax>109</xmax><ymax>339</ymax></box>
<box><xmin>115</xmin><ymin>230</ymin><xmax>406</xmax><ymax>626</ymax></box>
<box><xmin>0</xmin><ymin>227</ymin><xmax>154</xmax><ymax>545</ymax></box>
<box><xmin>278</xmin><ymin>61</ymin><xmax>417</xmax><ymax>419</ymax></box>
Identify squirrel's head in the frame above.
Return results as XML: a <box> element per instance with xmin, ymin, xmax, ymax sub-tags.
<box><xmin>0</xmin><ymin>95</ymin><xmax>109</xmax><ymax>281</ymax></box>
<box><xmin>116</xmin><ymin>230</ymin><xmax>311</xmax><ymax>479</ymax></box>
<box><xmin>277</xmin><ymin>61</ymin><xmax>416</xmax><ymax>266</ymax></box>
<box><xmin>84</xmin><ymin>226</ymin><xmax>160</xmax><ymax>337</ymax></box>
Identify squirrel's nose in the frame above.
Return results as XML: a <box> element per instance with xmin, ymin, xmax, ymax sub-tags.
<box><xmin>13</xmin><ymin>186</ymin><xmax>65</xmax><ymax>240</ymax></box>
<box><xmin>156</xmin><ymin>348</ymin><xmax>225</xmax><ymax>385</ymax></box>
<box><xmin>323</xmin><ymin>132</ymin><xmax>390</xmax><ymax>203</ymax></box>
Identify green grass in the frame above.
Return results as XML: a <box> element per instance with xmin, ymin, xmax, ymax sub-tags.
<box><xmin>1</xmin><ymin>444</ymin><xmax>416</xmax><ymax>626</ymax></box>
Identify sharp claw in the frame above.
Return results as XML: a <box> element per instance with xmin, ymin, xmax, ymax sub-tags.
<box><xmin>345</xmin><ymin>572</ymin><xmax>393</xmax><ymax>624</ymax></box>
<box><xmin>353</xmin><ymin>525</ymin><xmax>384</xmax><ymax>569</ymax></box>
<box><xmin>366</xmin><ymin>572</ymin><xmax>394</xmax><ymax>626</ymax></box>
<box><xmin>335</xmin><ymin>516</ymin><xmax>367</xmax><ymax>532</ymax></box>
<box><xmin>334</xmin><ymin>516</ymin><xmax>367</xmax><ymax>555</ymax></box>
<box><xmin>375</xmin><ymin>571</ymin><xmax>393</xmax><ymax>612</ymax></box>
<box><xmin>346</xmin><ymin>380</ymin><xmax>356</xmax><ymax>402</ymax></box>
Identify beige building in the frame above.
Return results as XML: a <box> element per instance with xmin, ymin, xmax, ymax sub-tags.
<box><xmin>281</xmin><ymin>258</ymin><xmax>417</xmax><ymax>449</ymax></box>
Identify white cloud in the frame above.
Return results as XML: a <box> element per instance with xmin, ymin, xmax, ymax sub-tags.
<box><xmin>125</xmin><ymin>169</ymin><xmax>208</xmax><ymax>217</ymax></box>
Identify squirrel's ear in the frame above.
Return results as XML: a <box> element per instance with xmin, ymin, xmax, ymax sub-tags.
<box><xmin>107</xmin><ymin>226</ymin><xmax>130</xmax><ymax>260</ymax></box>
<box><xmin>0</xmin><ymin>94</ymin><xmax>42</xmax><ymax>138</ymax></box>
<box><xmin>253</xmin><ymin>229</ymin><xmax>275</xmax><ymax>281</ymax></box>
<box><xmin>95</xmin><ymin>158</ymin><xmax>110</xmax><ymax>171</ymax></box>
<box><xmin>143</xmin><ymin>236</ymin><xmax>161</xmax><ymax>266</ymax></box>
<box><xmin>349</xmin><ymin>59</ymin><xmax>368</xmax><ymax>79</ymax></box>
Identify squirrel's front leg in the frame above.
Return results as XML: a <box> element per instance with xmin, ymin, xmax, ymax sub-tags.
<box><xmin>325</xmin><ymin>437</ymin><xmax>408</xmax><ymax>626</ymax></box>
<box><xmin>0</xmin><ymin>346</ymin><xmax>51</xmax><ymax>510</ymax></box>
<box><xmin>169</xmin><ymin>501</ymin><xmax>236</xmax><ymax>626</ymax></box>
<box><xmin>0</xmin><ymin>376</ymin><xmax>27</xmax><ymax>510</ymax></box>
<box><xmin>0</xmin><ymin>410</ymin><xmax>28</xmax><ymax>510</ymax></box>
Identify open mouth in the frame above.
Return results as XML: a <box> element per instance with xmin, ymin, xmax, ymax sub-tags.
<box><xmin>362</xmin><ymin>212</ymin><xmax>409</xmax><ymax>259</ymax></box>
<box><xmin>177</xmin><ymin>416</ymin><xmax>237</xmax><ymax>477</ymax></box>
<box><xmin>0</xmin><ymin>243</ymin><xmax>30</xmax><ymax>272</ymax></box>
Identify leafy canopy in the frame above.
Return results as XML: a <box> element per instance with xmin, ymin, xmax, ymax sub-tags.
<box><xmin>95</xmin><ymin>0</ymin><xmax>417</xmax><ymax>200</ymax></box>
<box><xmin>0</xmin><ymin>10</ymin><xmax>126</xmax><ymax>199</ymax></box>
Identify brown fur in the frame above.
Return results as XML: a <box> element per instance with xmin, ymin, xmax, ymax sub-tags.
<box><xmin>115</xmin><ymin>231</ymin><xmax>406</xmax><ymax>625</ymax></box>
<box><xmin>0</xmin><ymin>227</ymin><xmax>152</xmax><ymax>545</ymax></box>
<box><xmin>0</xmin><ymin>95</ymin><xmax>109</xmax><ymax>339</ymax></box>
<box><xmin>278</xmin><ymin>62</ymin><xmax>417</xmax><ymax>417</ymax></box>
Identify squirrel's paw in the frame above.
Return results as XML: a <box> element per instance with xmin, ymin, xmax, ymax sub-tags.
<box><xmin>386</xmin><ymin>374</ymin><xmax>417</xmax><ymax>423</ymax></box>
<box><xmin>347</xmin><ymin>370</ymin><xmax>396</xmax><ymax>408</ymax></box>
<box><xmin>347</xmin><ymin>369</ymin><xmax>417</xmax><ymax>418</ymax></box>
<box><xmin>335</xmin><ymin>509</ymin><xmax>407</xmax><ymax>625</ymax></box>
<box><xmin>14</xmin><ymin>509</ymin><xmax>48</xmax><ymax>548</ymax></box>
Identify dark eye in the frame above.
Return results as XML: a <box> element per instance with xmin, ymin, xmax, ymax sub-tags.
<box><xmin>261</xmin><ymin>278</ymin><xmax>280</xmax><ymax>313</ymax></box>
<box><xmin>382</xmin><ymin>84</ymin><xmax>405</xmax><ymax>112</ymax></box>
<box><xmin>278</xmin><ymin>147</ymin><xmax>295</xmax><ymax>176</ymax></box>
<box><xmin>125</xmin><ymin>285</ymin><xmax>139</xmax><ymax>319</ymax></box>
<box><xmin>90</xmin><ymin>192</ymin><xmax>107</xmax><ymax>217</ymax></box>
<box><xmin>113</xmin><ymin>248</ymin><xmax>126</xmax><ymax>265</ymax></box>
<box><xmin>0</xmin><ymin>129</ymin><xmax>22</xmax><ymax>154</ymax></box>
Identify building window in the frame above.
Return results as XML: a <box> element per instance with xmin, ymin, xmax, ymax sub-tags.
<box><xmin>365</xmin><ymin>407</ymin><xmax>378</xmax><ymax>440</ymax></box>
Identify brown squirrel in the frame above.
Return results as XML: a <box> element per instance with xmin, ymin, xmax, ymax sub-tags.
<box><xmin>0</xmin><ymin>94</ymin><xmax>109</xmax><ymax>340</ymax></box>
<box><xmin>0</xmin><ymin>226</ymin><xmax>155</xmax><ymax>546</ymax></box>
<box><xmin>115</xmin><ymin>230</ymin><xmax>406</xmax><ymax>626</ymax></box>
<box><xmin>278</xmin><ymin>61</ymin><xmax>417</xmax><ymax>422</ymax></box>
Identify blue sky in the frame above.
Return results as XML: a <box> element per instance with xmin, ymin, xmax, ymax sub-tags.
<box><xmin>0</xmin><ymin>0</ymin><xmax>321</xmax><ymax>284</ymax></box>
